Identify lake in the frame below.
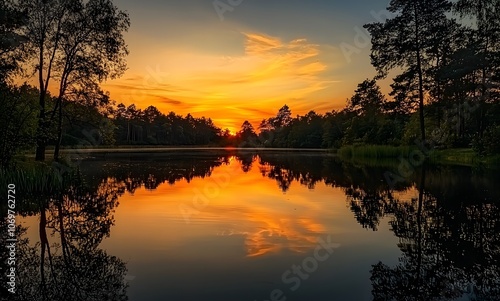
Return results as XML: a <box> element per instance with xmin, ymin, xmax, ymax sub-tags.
<box><xmin>12</xmin><ymin>149</ymin><xmax>500</xmax><ymax>300</ymax></box>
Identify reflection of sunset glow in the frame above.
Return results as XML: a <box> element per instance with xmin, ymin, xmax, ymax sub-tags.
<box><xmin>99</xmin><ymin>156</ymin><xmax>345</xmax><ymax>258</ymax></box>
<box><xmin>242</xmin><ymin>215</ymin><xmax>325</xmax><ymax>257</ymax></box>
<box><xmin>392</xmin><ymin>187</ymin><xmax>419</xmax><ymax>202</ymax></box>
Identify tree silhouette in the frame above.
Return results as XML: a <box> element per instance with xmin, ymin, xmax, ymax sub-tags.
<box><xmin>17</xmin><ymin>0</ymin><xmax>130</xmax><ymax>161</ymax></box>
<box><xmin>0</xmin><ymin>0</ymin><xmax>24</xmax><ymax>83</ymax></box>
<box><xmin>236</xmin><ymin>120</ymin><xmax>258</xmax><ymax>147</ymax></box>
<box><xmin>364</xmin><ymin>0</ymin><xmax>453</xmax><ymax>141</ymax></box>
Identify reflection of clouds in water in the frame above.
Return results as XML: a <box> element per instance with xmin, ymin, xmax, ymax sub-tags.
<box><xmin>216</xmin><ymin>216</ymin><xmax>326</xmax><ymax>257</ymax></box>
<box><xmin>244</xmin><ymin>218</ymin><xmax>325</xmax><ymax>257</ymax></box>
<box><xmin>96</xmin><ymin>154</ymin><xmax>344</xmax><ymax>260</ymax></box>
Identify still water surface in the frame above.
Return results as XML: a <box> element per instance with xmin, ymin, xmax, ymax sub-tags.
<box><xmin>16</xmin><ymin>150</ymin><xmax>500</xmax><ymax>300</ymax></box>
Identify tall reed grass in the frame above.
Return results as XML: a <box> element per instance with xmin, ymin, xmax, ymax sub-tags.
<box><xmin>0</xmin><ymin>162</ymin><xmax>79</xmax><ymax>213</ymax></box>
<box><xmin>338</xmin><ymin>145</ymin><xmax>414</xmax><ymax>160</ymax></box>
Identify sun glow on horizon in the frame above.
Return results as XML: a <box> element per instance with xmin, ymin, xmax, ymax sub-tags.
<box><xmin>13</xmin><ymin>0</ymin><xmax>387</xmax><ymax>132</ymax></box>
<box><xmin>101</xmin><ymin>31</ymin><xmax>344</xmax><ymax>131</ymax></box>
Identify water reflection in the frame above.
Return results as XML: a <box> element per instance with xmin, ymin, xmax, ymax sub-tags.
<box><xmin>80</xmin><ymin>151</ymin><xmax>500</xmax><ymax>300</ymax></box>
<box><xmin>370</xmin><ymin>169</ymin><xmax>500</xmax><ymax>301</ymax></box>
<box><xmin>3</xmin><ymin>173</ymin><xmax>128</xmax><ymax>301</ymax></box>
<box><xmin>76</xmin><ymin>152</ymin><xmax>335</xmax><ymax>258</ymax></box>
<box><xmin>5</xmin><ymin>151</ymin><xmax>500</xmax><ymax>300</ymax></box>
<box><xmin>81</xmin><ymin>152</ymin><xmax>228</xmax><ymax>191</ymax></box>
<box><xmin>253</xmin><ymin>153</ymin><xmax>500</xmax><ymax>299</ymax></box>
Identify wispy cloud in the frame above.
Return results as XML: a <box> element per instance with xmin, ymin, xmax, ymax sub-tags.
<box><xmin>244</xmin><ymin>33</ymin><xmax>282</xmax><ymax>56</ymax></box>
<box><xmin>103</xmin><ymin>31</ymin><xmax>339</xmax><ymax>131</ymax></box>
<box><xmin>156</xmin><ymin>96</ymin><xmax>183</xmax><ymax>106</ymax></box>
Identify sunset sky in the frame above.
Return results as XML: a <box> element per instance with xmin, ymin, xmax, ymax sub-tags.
<box><xmin>101</xmin><ymin>0</ymin><xmax>392</xmax><ymax>132</ymax></box>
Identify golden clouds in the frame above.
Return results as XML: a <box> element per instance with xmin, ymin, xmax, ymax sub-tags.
<box><xmin>244</xmin><ymin>33</ymin><xmax>282</xmax><ymax>55</ymax></box>
<box><xmin>241</xmin><ymin>32</ymin><xmax>326</xmax><ymax>82</ymax></box>
<box><xmin>102</xmin><ymin>32</ymin><xmax>338</xmax><ymax>132</ymax></box>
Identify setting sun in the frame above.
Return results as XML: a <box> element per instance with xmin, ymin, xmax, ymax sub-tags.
<box><xmin>95</xmin><ymin>1</ymin><xmax>382</xmax><ymax>131</ymax></box>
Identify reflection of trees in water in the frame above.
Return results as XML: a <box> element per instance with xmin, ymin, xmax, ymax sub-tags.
<box><xmin>257</xmin><ymin>154</ymin><xmax>331</xmax><ymax>192</ymax></box>
<box><xmin>77</xmin><ymin>153</ymin><xmax>498</xmax><ymax>299</ymax></box>
<box><xmin>84</xmin><ymin>152</ymin><xmax>395</xmax><ymax>195</ymax></box>
<box><xmin>2</xmin><ymin>173</ymin><xmax>129</xmax><ymax>301</ymax></box>
<box><xmin>370</xmin><ymin>169</ymin><xmax>500</xmax><ymax>300</ymax></box>
<box><xmin>79</xmin><ymin>153</ymin><xmax>230</xmax><ymax>193</ymax></box>
<box><xmin>16</xmin><ymin>240</ymin><xmax>128</xmax><ymax>301</ymax></box>
<box><xmin>253</xmin><ymin>154</ymin><xmax>500</xmax><ymax>299</ymax></box>
<box><xmin>6</xmin><ymin>152</ymin><xmax>497</xmax><ymax>299</ymax></box>
<box><xmin>234</xmin><ymin>151</ymin><xmax>256</xmax><ymax>173</ymax></box>
<box><xmin>345</xmin><ymin>188</ymin><xmax>395</xmax><ymax>231</ymax></box>
<box><xmin>369</xmin><ymin>170</ymin><xmax>465</xmax><ymax>300</ymax></box>
<box><xmin>256</xmin><ymin>154</ymin><xmax>408</xmax><ymax>230</ymax></box>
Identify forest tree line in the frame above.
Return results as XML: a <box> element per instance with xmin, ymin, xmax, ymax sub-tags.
<box><xmin>0</xmin><ymin>0</ymin><xmax>499</xmax><ymax>168</ymax></box>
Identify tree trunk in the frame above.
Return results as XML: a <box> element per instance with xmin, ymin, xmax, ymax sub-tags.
<box><xmin>35</xmin><ymin>137</ymin><xmax>46</xmax><ymax>161</ymax></box>
<box><xmin>414</xmin><ymin>3</ymin><xmax>426</xmax><ymax>142</ymax></box>
<box><xmin>416</xmin><ymin>167</ymin><xmax>425</xmax><ymax>292</ymax></box>
<box><xmin>53</xmin><ymin>97</ymin><xmax>63</xmax><ymax>161</ymax></box>
<box><xmin>36</xmin><ymin>46</ymin><xmax>47</xmax><ymax>161</ymax></box>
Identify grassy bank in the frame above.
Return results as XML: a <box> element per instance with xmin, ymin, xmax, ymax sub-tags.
<box><xmin>428</xmin><ymin>148</ymin><xmax>500</xmax><ymax>166</ymax></box>
<box><xmin>0</xmin><ymin>161</ymin><xmax>85</xmax><ymax>215</ymax></box>
<box><xmin>338</xmin><ymin>145</ymin><xmax>415</xmax><ymax>160</ymax></box>
<box><xmin>0</xmin><ymin>162</ymin><xmax>66</xmax><ymax>193</ymax></box>
<box><xmin>337</xmin><ymin>145</ymin><xmax>500</xmax><ymax>167</ymax></box>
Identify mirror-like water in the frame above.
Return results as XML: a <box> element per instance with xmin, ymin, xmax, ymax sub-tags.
<box><xmin>9</xmin><ymin>150</ymin><xmax>500</xmax><ymax>301</ymax></box>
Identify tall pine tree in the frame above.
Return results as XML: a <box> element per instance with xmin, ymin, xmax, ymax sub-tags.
<box><xmin>364</xmin><ymin>0</ymin><xmax>453</xmax><ymax>141</ymax></box>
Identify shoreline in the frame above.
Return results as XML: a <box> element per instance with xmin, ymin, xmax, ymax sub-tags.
<box><xmin>18</xmin><ymin>146</ymin><xmax>500</xmax><ymax>168</ymax></box>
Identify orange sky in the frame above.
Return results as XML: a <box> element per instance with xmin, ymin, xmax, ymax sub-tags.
<box><xmin>101</xmin><ymin>31</ymin><xmax>348</xmax><ymax>132</ymax></box>
<box><xmin>94</xmin><ymin>0</ymin><xmax>398</xmax><ymax>133</ymax></box>
<box><xmin>21</xmin><ymin>1</ymin><xmax>397</xmax><ymax>133</ymax></box>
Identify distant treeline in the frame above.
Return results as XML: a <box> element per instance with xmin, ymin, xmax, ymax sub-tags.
<box><xmin>3</xmin><ymin>89</ymin><xmax>499</xmax><ymax>150</ymax></box>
